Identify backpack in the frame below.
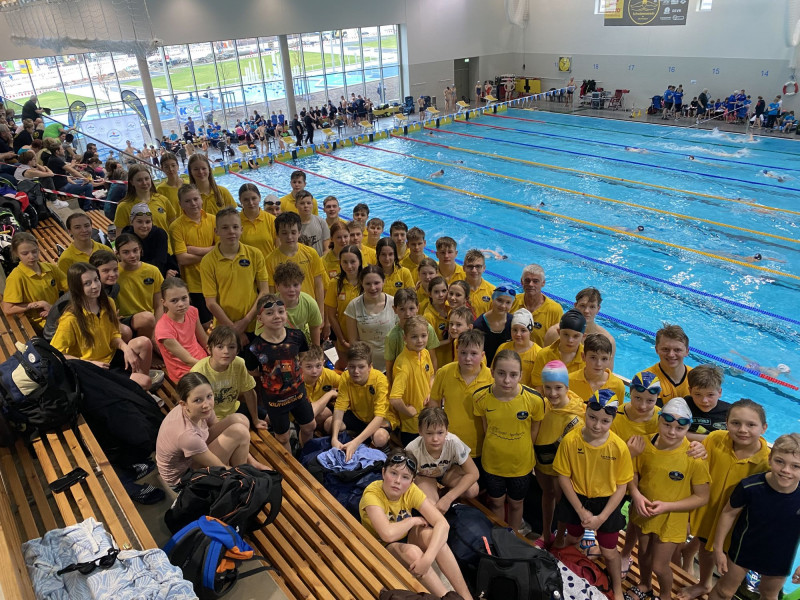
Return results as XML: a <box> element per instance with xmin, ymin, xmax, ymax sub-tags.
<box><xmin>0</xmin><ymin>338</ymin><xmax>80</xmax><ymax>446</ymax></box>
<box><xmin>446</xmin><ymin>504</ymin><xmax>494</xmax><ymax>571</ymax></box>
<box><xmin>549</xmin><ymin>544</ymin><xmax>612</xmax><ymax>598</ymax></box>
<box><xmin>164</xmin><ymin>515</ymin><xmax>272</xmax><ymax>600</ymax></box>
<box><xmin>475</xmin><ymin>527</ymin><xmax>563</xmax><ymax>600</ymax></box>
<box><xmin>165</xmin><ymin>465</ymin><xmax>282</xmax><ymax>534</ymax></box>
<box><xmin>0</xmin><ymin>196</ymin><xmax>30</xmax><ymax>231</ymax></box>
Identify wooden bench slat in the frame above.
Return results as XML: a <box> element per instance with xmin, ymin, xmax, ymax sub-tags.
<box><xmin>0</xmin><ymin>456</ymin><xmax>36</xmax><ymax>600</ymax></box>
<box><xmin>31</xmin><ymin>436</ymin><xmax>76</xmax><ymax>527</ymax></box>
<box><xmin>16</xmin><ymin>438</ymin><xmax>57</xmax><ymax>533</ymax></box>
<box><xmin>43</xmin><ymin>431</ymin><xmax>95</xmax><ymax>524</ymax></box>
<box><xmin>61</xmin><ymin>427</ymin><xmax>132</xmax><ymax>550</ymax></box>
<box><xmin>0</xmin><ymin>447</ymin><xmax>39</xmax><ymax>541</ymax></box>
<box><xmin>77</xmin><ymin>420</ymin><xmax>157</xmax><ymax>550</ymax></box>
<box><xmin>249</xmin><ymin>528</ymin><xmax>317</xmax><ymax>600</ymax></box>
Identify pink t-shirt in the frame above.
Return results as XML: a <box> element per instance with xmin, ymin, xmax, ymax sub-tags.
<box><xmin>155</xmin><ymin>306</ymin><xmax>208</xmax><ymax>382</ymax></box>
<box><xmin>155</xmin><ymin>404</ymin><xmax>218</xmax><ymax>486</ymax></box>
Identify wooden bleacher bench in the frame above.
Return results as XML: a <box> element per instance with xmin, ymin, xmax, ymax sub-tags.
<box><xmin>0</xmin><ymin>311</ymin><xmax>156</xmax><ymax>600</ymax></box>
<box><xmin>31</xmin><ymin>217</ymin><xmax>74</xmax><ymax>264</ymax></box>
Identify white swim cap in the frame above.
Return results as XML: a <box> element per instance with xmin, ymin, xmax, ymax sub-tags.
<box><xmin>778</xmin><ymin>364</ymin><xmax>790</xmax><ymax>373</ymax></box>
<box><xmin>661</xmin><ymin>397</ymin><xmax>693</xmax><ymax>421</ymax></box>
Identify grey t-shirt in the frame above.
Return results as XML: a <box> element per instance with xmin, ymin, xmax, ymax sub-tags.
<box><xmin>300</xmin><ymin>215</ymin><xmax>330</xmax><ymax>256</ymax></box>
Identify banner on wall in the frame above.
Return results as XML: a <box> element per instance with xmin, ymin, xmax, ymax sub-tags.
<box><xmin>67</xmin><ymin>101</ymin><xmax>87</xmax><ymax>128</ymax></box>
<box><xmin>120</xmin><ymin>90</ymin><xmax>152</xmax><ymax>138</ymax></box>
<box><xmin>604</xmin><ymin>0</ymin><xmax>688</xmax><ymax>26</ymax></box>
<box><xmin>81</xmin><ymin>114</ymin><xmax>146</xmax><ymax>154</ymax></box>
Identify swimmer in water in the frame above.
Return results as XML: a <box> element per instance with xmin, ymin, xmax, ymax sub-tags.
<box><xmin>453</xmin><ymin>160</ymin><xmax>464</xmax><ymax>164</ymax></box>
<box><xmin>478</xmin><ymin>249</ymin><xmax>508</xmax><ymax>260</ymax></box>
<box><xmin>730</xmin><ymin>350</ymin><xmax>797</xmax><ymax>382</ymax></box>
<box><xmin>761</xmin><ymin>169</ymin><xmax>786</xmax><ymax>183</ymax></box>
<box><xmin>717</xmin><ymin>251</ymin><xmax>786</xmax><ymax>264</ymax></box>
<box><xmin>612</xmin><ymin>225</ymin><xmax>646</xmax><ymax>233</ymax></box>
<box><xmin>688</xmin><ymin>155</ymin><xmax>695</xmax><ymax>161</ymax></box>
<box><xmin>430</xmin><ymin>169</ymin><xmax>444</xmax><ymax>178</ymax></box>
<box><xmin>625</xmin><ymin>146</ymin><xmax>648</xmax><ymax>154</ymax></box>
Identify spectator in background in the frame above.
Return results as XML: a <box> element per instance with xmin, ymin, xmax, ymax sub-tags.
<box><xmin>21</xmin><ymin>95</ymin><xmax>43</xmax><ymax>122</ymax></box>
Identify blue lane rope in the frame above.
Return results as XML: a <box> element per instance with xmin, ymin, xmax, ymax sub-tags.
<box><xmin>237</xmin><ymin>169</ymin><xmax>795</xmax><ymax>392</ymax></box>
<box><xmin>273</xmin><ymin>158</ymin><xmax>800</xmax><ymax>328</ymax></box>
<box><xmin>435</xmin><ymin>124</ymin><xmax>799</xmax><ymax>193</ymax></box>
<box><xmin>479</xmin><ymin>116</ymin><xmax>800</xmax><ymax>173</ymax></box>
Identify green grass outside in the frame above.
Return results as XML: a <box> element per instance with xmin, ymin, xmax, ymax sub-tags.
<box><xmin>36</xmin><ymin>90</ymin><xmax>96</xmax><ymax>111</ymax></box>
<box><xmin>361</xmin><ymin>38</ymin><xmax>397</xmax><ymax>50</ymax></box>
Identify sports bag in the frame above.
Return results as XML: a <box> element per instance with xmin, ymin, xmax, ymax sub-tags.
<box><xmin>0</xmin><ymin>338</ymin><xmax>79</xmax><ymax>445</ymax></box>
<box><xmin>165</xmin><ymin>465</ymin><xmax>282</xmax><ymax>534</ymax></box>
<box><xmin>550</xmin><ymin>544</ymin><xmax>611</xmax><ymax>597</ymax></box>
<box><xmin>476</xmin><ymin>527</ymin><xmax>563</xmax><ymax>600</ymax></box>
<box><xmin>164</xmin><ymin>516</ymin><xmax>272</xmax><ymax>600</ymax></box>
<box><xmin>446</xmin><ymin>503</ymin><xmax>494</xmax><ymax>570</ymax></box>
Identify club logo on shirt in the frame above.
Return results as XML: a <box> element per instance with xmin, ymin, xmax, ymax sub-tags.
<box><xmin>239</xmin><ymin>259</ymin><xmax>251</xmax><ymax>267</ymax></box>
<box><xmin>482</xmin><ymin>295</ymin><xmax>490</xmax><ymax>302</ymax></box>
<box><xmin>368</xmin><ymin>385</ymin><xmax>375</xmax><ymax>395</ymax></box>
<box><xmin>49</xmin><ymin>279</ymin><xmax>56</xmax><ymax>286</ymax></box>
<box><xmin>157</xmin><ymin>207</ymin><xmax>165</xmax><ymax>213</ymax></box>
<box><xmin>532</xmin><ymin>321</ymin><xmax>543</xmax><ymax>330</ymax></box>
<box><xmin>394</xmin><ymin>281</ymin><xmax>402</xmax><ymax>288</ymax></box>
<box><xmin>516</xmin><ymin>411</ymin><xmax>529</xmax><ymax>420</ymax></box>
<box><xmin>424</xmin><ymin>364</ymin><xmax>430</xmax><ymax>372</ymax></box>
<box><xmin>438</xmin><ymin>323</ymin><xmax>446</xmax><ymax>331</ymax></box>
<box><xmin>143</xmin><ymin>277</ymin><xmax>155</xmax><ymax>285</ymax></box>
<box><xmin>322</xmin><ymin>385</ymin><xmax>332</xmax><ymax>392</ymax></box>
<box><xmin>669</xmin><ymin>471</ymin><xmax>685</xmax><ymax>481</ymax></box>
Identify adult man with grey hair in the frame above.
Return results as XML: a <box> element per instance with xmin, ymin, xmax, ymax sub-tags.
<box><xmin>510</xmin><ymin>263</ymin><xmax>563</xmax><ymax>347</ymax></box>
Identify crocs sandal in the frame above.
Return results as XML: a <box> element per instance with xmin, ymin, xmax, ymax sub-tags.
<box><xmin>126</xmin><ymin>483</ymin><xmax>165</xmax><ymax>505</ymax></box>
<box><xmin>621</xmin><ymin>555</ymin><xmax>632</xmax><ymax>580</ymax></box>
<box><xmin>625</xmin><ymin>587</ymin><xmax>652</xmax><ymax>600</ymax></box>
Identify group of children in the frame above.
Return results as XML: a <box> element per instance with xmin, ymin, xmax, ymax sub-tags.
<box><xmin>2</xmin><ymin>165</ymin><xmax>798</xmax><ymax>600</ymax></box>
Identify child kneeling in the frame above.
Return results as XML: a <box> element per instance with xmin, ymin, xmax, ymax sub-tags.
<box><xmin>359</xmin><ymin>451</ymin><xmax>472</xmax><ymax>600</ymax></box>
<box><xmin>405</xmin><ymin>407</ymin><xmax>480</xmax><ymax>514</ymax></box>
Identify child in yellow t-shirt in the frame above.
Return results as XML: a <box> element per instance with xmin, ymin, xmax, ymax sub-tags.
<box><xmin>474</xmin><ymin>349</ymin><xmax>545</xmax><ymax>531</ymax></box>
<box><xmin>390</xmin><ymin>316</ymin><xmax>435</xmax><ymax>446</ymax></box>
<box><xmin>531</xmin><ymin>309</ymin><xmax>586</xmax><ymax>391</ymax></box>
<box><xmin>496</xmin><ymin>308</ymin><xmax>541</xmax><ymax>387</ymax></box>
<box><xmin>533</xmin><ymin>360</ymin><xmax>584</xmax><ymax>547</ymax></box>
<box><xmin>115</xmin><ymin>233</ymin><xmax>164</xmax><ymax>340</ymax></box>
<box><xmin>552</xmin><ymin>388</ymin><xmax>633</xmax><ymax>600</ymax></box>
<box><xmin>630</xmin><ymin>398</ymin><xmax>710</xmax><ymax>600</ymax></box>
<box><xmin>300</xmin><ymin>345</ymin><xmax>340</xmax><ymax>430</ymax></box>
<box><xmin>568</xmin><ymin>333</ymin><xmax>625</xmax><ymax>401</ymax></box>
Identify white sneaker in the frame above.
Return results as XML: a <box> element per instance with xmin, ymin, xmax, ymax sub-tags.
<box><xmin>50</xmin><ymin>199</ymin><xmax>69</xmax><ymax>209</ymax></box>
<box><xmin>149</xmin><ymin>369</ymin><xmax>165</xmax><ymax>391</ymax></box>
<box><xmin>517</xmin><ymin>519</ymin><xmax>533</xmax><ymax>537</ymax></box>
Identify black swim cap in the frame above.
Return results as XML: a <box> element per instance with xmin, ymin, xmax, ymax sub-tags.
<box><xmin>637</xmin><ymin>225</ymin><xmax>645</xmax><ymax>232</ymax></box>
<box><xmin>560</xmin><ymin>309</ymin><xmax>586</xmax><ymax>334</ymax></box>
<box><xmin>754</xmin><ymin>253</ymin><xmax>762</xmax><ymax>260</ymax></box>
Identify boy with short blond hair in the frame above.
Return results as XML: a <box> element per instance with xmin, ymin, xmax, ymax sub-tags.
<box><xmin>389</xmin><ymin>221</ymin><xmax>409</xmax><ymax>259</ymax></box>
<box><xmin>346</xmin><ymin>220</ymin><xmax>376</xmax><ymax>265</ymax></box>
<box><xmin>322</xmin><ymin>195</ymin><xmax>346</xmax><ymax>229</ymax></box>
<box><xmin>390</xmin><ymin>315</ymin><xmax>435</xmax><ymax>446</ymax></box>
<box><xmin>402</xmin><ymin>226</ymin><xmax>427</xmax><ymax>281</ymax></box>
<box><xmin>273</xmin><ymin>261</ymin><xmax>322</xmax><ymax>346</ymax></box>
<box><xmin>685</xmin><ymin>363</ymin><xmax>730</xmax><ymax>440</ymax></box>
<box><xmin>296</xmin><ymin>191</ymin><xmax>329</xmax><ymax>256</ymax></box>
<box><xmin>463</xmin><ymin>248</ymin><xmax>495</xmax><ymax>317</ymax></box>
<box><xmin>384</xmin><ymin>288</ymin><xmax>439</xmax><ymax>382</ymax></box>
<box><xmin>435</xmin><ymin>236</ymin><xmax>465</xmax><ymax>284</ymax></box>
<box><xmin>300</xmin><ymin>344</ymin><xmax>340</xmax><ymax>428</ymax></box>
<box><xmin>645</xmin><ymin>323</ymin><xmax>693</xmax><ymax>405</ymax></box>
<box><xmin>365</xmin><ymin>217</ymin><xmax>384</xmax><ymax>249</ymax></box>
<box><xmin>568</xmin><ymin>333</ymin><xmax>625</xmax><ymax>401</ymax></box>
<box><xmin>280</xmin><ymin>170</ymin><xmax>319</xmax><ymax>215</ymax></box>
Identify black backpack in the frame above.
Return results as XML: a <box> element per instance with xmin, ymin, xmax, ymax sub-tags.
<box><xmin>476</xmin><ymin>527</ymin><xmax>563</xmax><ymax>600</ymax></box>
<box><xmin>0</xmin><ymin>338</ymin><xmax>80</xmax><ymax>445</ymax></box>
<box><xmin>165</xmin><ymin>465</ymin><xmax>282</xmax><ymax>534</ymax></box>
<box><xmin>446</xmin><ymin>504</ymin><xmax>494</xmax><ymax>571</ymax></box>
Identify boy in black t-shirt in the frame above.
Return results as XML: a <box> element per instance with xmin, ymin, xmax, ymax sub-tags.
<box><xmin>247</xmin><ymin>294</ymin><xmax>315</xmax><ymax>451</ymax></box>
<box><xmin>685</xmin><ymin>364</ymin><xmax>731</xmax><ymax>441</ymax></box>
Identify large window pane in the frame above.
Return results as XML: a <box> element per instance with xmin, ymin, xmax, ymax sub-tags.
<box><xmin>163</xmin><ymin>44</ymin><xmax>194</xmax><ymax>92</ymax></box>
<box><xmin>380</xmin><ymin>25</ymin><xmax>399</xmax><ymax>66</ymax></box>
<box><xmin>56</xmin><ymin>55</ymin><xmax>95</xmax><ymax>118</ymax></box>
<box><xmin>321</xmin><ymin>31</ymin><xmax>344</xmax><ymax>74</ymax></box>
<box><xmin>259</xmin><ymin>37</ymin><xmax>280</xmax><ymax>83</ymax></box>
<box><xmin>286</xmin><ymin>34</ymin><xmax>304</xmax><ymax>78</ymax></box>
<box><xmin>345</xmin><ymin>69</ymin><xmax>364</xmax><ymax>98</ymax></box>
<box><xmin>382</xmin><ymin>67</ymin><xmax>400</xmax><ymax>104</ymax></box>
<box><xmin>27</xmin><ymin>57</ymin><xmax>66</xmax><ymax>116</ymax></box>
<box><xmin>219</xmin><ymin>86</ymin><xmax>246</xmax><ymax>129</ymax></box>
<box><xmin>342</xmin><ymin>28</ymin><xmax>363</xmax><ymax>73</ymax></box>
<box><xmin>360</xmin><ymin>26</ymin><xmax>379</xmax><ymax>70</ymax></box>
<box><xmin>214</xmin><ymin>41</ymin><xmax>241</xmax><ymax>87</ymax></box>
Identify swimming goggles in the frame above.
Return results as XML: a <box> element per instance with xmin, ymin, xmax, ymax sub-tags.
<box><xmin>632</xmin><ymin>384</ymin><xmax>660</xmax><ymax>395</ymax></box>
<box><xmin>263</xmin><ymin>200</ymin><xmax>277</xmax><ymax>206</ymax></box>
<box><xmin>130</xmin><ymin>210</ymin><xmax>152</xmax><ymax>218</ymax></box>
<box><xmin>388</xmin><ymin>454</ymin><xmax>417</xmax><ymax>474</ymax></box>
<box><xmin>259</xmin><ymin>299</ymin><xmax>285</xmax><ymax>313</ymax></box>
<box><xmin>57</xmin><ymin>547</ymin><xmax>120</xmax><ymax>576</ymax></box>
<box><xmin>659</xmin><ymin>412</ymin><xmax>692</xmax><ymax>427</ymax></box>
<box><xmin>586</xmin><ymin>401</ymin><xmax>619</xmax><ymax>417</ymax></box>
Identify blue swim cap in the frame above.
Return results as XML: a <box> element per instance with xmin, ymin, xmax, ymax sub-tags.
<box><xmin>630</xmin><ymin>371</ymin><xmax>661</xmax><ymax>392</ymax></box>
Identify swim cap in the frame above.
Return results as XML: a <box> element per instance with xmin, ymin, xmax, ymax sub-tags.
<box><xmin>511</xmin><ymin>308</ymin><xmax>534</xmax><ymax>331</ymax></box>
<box><xmin>541</xmin><ymin>360</ymin><xmax>569</xmax><ymax>387</ymax></box>
<box><xmin>492</xmin><ymin>286</ymin><xmax>517</xmax><ymax>301</ymax></box>
<box><xmin>130</xmin><ymin>202</ymin><xmax>151</xmax><ymax>221</ymax></box>
<box><xmin>559</xmin><ymin>309</ymin><xmax>586</xmax><ymax>333</ymax></box>
<box><xmin>637</xmin><ymin>225</ymin><xmax>645</xmax><ymax>232</ymax></box>
<box><xmin>778</xmin><ymin>363</ymin><xmax>790</xmax><ymax>374</ymax></box>
<box><xmin>661</xmin><ymin>397</ymin><xmax>693</xmax><ymax>420</ymax></box>
<box><xmin>588</xmin><ymin>388</ymin><xmax>620</xmax><ymax>411</ymax></box>
<box><xmin>263</xmin><ymin>193</ymin><xmax>279</xmax><ymax>206</ymax></box>
<box><xmin>630</xmin><ymin>371</ymin><xmax>661</xmax><ymax>392</ymax></box>
<box><xmin>753</xmin><ymin>253</ymin><xmax>762</xmax><ymax>261</ymax></box>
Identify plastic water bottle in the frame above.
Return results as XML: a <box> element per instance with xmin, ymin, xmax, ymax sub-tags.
<box><xmin>552</xmin><ymin>591</ymin><xmax>562</xmax><ymax>600</ymax></box>
<box><xmin>745</xmin><ymin>570</ymin><xmax>761</xmax><ymax>592</ymax></box>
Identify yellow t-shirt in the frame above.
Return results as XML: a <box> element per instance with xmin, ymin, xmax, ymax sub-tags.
<box><xmin>190</xmin><ymin>356</ymin><xmax>256</xmax><ymax>419</ymax></box>
<box><xmin>199</xmin><ymin>243</ymin><xmax>268</xmax><ymax>328</ymax></box>
<box><xmin>240</xmin><ymin>210</ymin><xmax>276</xmax><ymax>259</ymax></box>
<box><xmin>359</xmin><ymin>480</ymin><xmax>426</xmax><ymax>544</ymax></box>
<box><xmin>305</xmin><ymin>368</ymin><xmax>341</xmax><ymax>403</ymax></box>
<box><xmin>510</xmin><ymin>294</ymin><xmax>564</xmax><ymax>347</ymax></box>
<box><xmin>610</xmin><ymin>404</ymin><xmax>659</xmax><ymax>442</ymax></box>
<box><xmin>497</xmin><ymin>341</ymin><xmax>541</xmax><ymax>388</ymax></box>
<box><xmin>155</xmin><ymin>181</ymin><xmax>182</xmax><ymax>217</ymax></box>
<box><xmin>568</xmin><ymin>368</ymin><xmax>626</xmax><ymax>402</ymax></box>
<box><xmin>431</xmin><ymin>362</ymin><xmax>494</xmax><ymax>458</ymax></box>
<box><xmin>169</xmin><ymin>212</ymin><xmax>217</xmax><ymax>293</ymax></box>
<box><xmin>469</xmin><ymin>279</ymin><xmax>495</xmax><ymax>317</ymax></box>
<box><xmin>531</xmin><ymin>340</ymin><xmax>586</xmax><ymax>388</ymax></box>
<box><xmin>553</xmin><ymin>428</ymin><xmax>633</xmax><ymax>498</ymax></box>
<box><xmin>57</xmin><ymin>241</ymin><xmax>113</xmax><ymax>275</ymax></box>
<box><xmin>265</xmin><ymin>245</ymin><xmax>326</xmax><ymax>299</ymax></box>
<box><xmin>114</xmin><ymin>193</ymin><xmax>176</xmax><ymax>232</ymax></box>
<box><xmin>644</xmin><ymin>363</ymin><xmax>693</xmax><ymax>406</ymax></box>
<box><xmin>383</xmin><ymin>266</ymin><xmax>414</xmax><ymax>296</ymax></box>
<box><xmin>3</xmin><ymin>262</ymin><xmax>66</xmax><ymax>330</ymax></box>
<box><xmin>390</xmin><ymin>348</ymin><xmax>434</xmax><ymax>434</ymax></box>
<box><xmin>324</xmin><ymin>278</ymin><xmax>360</xmax><ymax>339</ymax></box>
<box><xmin>51</xmin><ymin>299</ymin><xmax>121</xmax><ymax>363</ymax></box>
<box><xmin>416</xmin><ymin>286</ymin><xmax>430</xmax><ymax>315</ymax></box>
<box><xmin>423</xmin><ymin>304</ymin><xmax>452</xmax><ymax>367</ymax></box>
<box><xmin>633</xmin><ymin>437</ymin><xmax>711</xmax><ymax>543</ymax></box>
<box><xmin>335</xmin><ymin>368</ymin><xmax>394</xmax><ymax>426</ymax></box>
<box><xmin>116</xmin><ymin>262</ymin><xmax>164</xmax><ymax>316</ymax></box>
<box><xmin>690</xmin><ymin>430</ymin><xmax>770</xmax><ymax>549</ymax></box>
<box><xmin>534</xmin><ymin>391</ymin><xmax>585</xmax><ymax>476</ymax></box>
<box><xmin>439</xmin><ymin>264</ymin><xmax>466</xmax><ymax>285</ymax></box>
<box><xmin>359</xmin><ymin>244</ymin><xmax>377</xmax><ymax>266</ymax></box>
<box><xmin>322</xmin><ymin>251</ymin><xmax>341</xmax><ymax>281</ymax></box>
<box><xmin>280</xmin><ymin>192</ymin><xmax>319</xmax><ymax>215</ymax></box>
<box><xmin>400</xmin><ymin>254</ymin><xmax>423</xmax><ymax>283</ymax></box>
<box><xmin>200</xmin><ymin>187</ymin><xmax>236</xmax><ymax>215</ymax></box>
<box><xmin>473</xmin><ymin>384</ymin><xmax>545</xmax><ymax>478</ymax></box>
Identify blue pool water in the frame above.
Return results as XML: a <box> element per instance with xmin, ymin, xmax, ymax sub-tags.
<box><xmin>218</xmin><ymin>109</ymin><xmax>800</xmax><ymax>441</ymax></box>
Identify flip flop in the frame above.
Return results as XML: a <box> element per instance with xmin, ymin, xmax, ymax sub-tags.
<box><xmin>621</xmin><ymin>555</ymin><xmax>632</xmax><ymax>580</ymax></box>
